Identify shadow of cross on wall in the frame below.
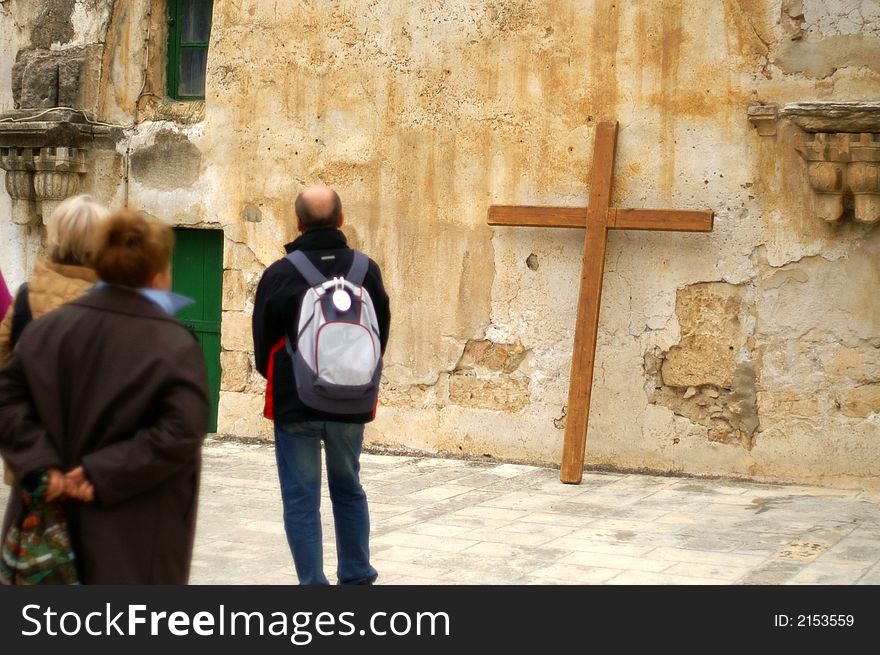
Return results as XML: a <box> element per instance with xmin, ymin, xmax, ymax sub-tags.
<box><xmin>488</xmin><ymin>121</ymin><xmax>714</xmax><ymax>484</ymax></box>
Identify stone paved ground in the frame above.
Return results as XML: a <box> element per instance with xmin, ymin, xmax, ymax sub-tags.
<box><xmin>3</xmin><ymin>439</ymin><xmax>878</xmax><ymax>584</ymax></box>
<box><xmin>187</xmin><ymin>440</ymin><xmax>880</xmax><ymax>585</ymax></box>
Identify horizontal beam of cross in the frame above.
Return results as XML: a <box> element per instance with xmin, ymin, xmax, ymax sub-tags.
<box><xmin>487</xmin><ymin>206</ymin><xmax>714</xmax><ymax>232</ymax></box>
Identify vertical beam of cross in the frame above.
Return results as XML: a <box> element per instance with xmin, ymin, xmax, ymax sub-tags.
<box><xmin>559</xmin><ymin>122</ymin><xmax>617</xmax><ymax>484</ymax></box>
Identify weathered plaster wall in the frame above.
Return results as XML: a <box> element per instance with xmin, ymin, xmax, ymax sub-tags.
<box><xmin>3</xmin><ymin>1</ymin><xmax>879</xmax><ymax>487</ymax></box>
<box><xmin>197</xmin><ymin>1</ymin><xmax>880</xmax><ymax>488</ymax></box>
<box><xmin>192</xmin><ymin>1</ymin><xmax>880</xmax><ymax>488</ymax></box>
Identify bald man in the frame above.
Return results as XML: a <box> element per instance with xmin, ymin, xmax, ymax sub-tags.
<box><xmin>253</xmin><ymin>186</ymin><xmax>390</xmax><ymax>585</ymax></box>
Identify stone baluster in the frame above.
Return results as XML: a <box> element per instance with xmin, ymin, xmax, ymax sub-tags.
<box><xmin>0</xmin><ymin>147</ymin><xmax>37</xmax><ymax>225</ymax></box>
<box><xmin>796</xmin><ymin>134</ymin><xmax>846</xmax><ymax>223</ymax></box>
<box><xmin>33</xmin><ymin>147</ymin><xmax>88</xmax><ymax>221</ymax></box>
<box><xmin>806</xmin><ymin>161</ymin><xmax>846</xmax><ymax>223</ymax></box>
<box><xmin>848</xmin><ymin>133</ymin><xmax>880</xmax><ymax>224</ymax></box>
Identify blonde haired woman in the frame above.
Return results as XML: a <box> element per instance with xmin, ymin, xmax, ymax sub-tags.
<box><xmin>0</xmin><ymin>194</ymin><xmax>110</xmax><ymax>362</ymax></box>
<box><xmin>0</xmin><ymin>194</ymin><xmax>110</xmax><ymax>484</ymax></box>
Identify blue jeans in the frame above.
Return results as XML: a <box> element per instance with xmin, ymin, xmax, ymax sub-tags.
<box><xmin>274</xmin><ymin>421</ymin><xmax>378</xmax><ymax>585</ymax></box>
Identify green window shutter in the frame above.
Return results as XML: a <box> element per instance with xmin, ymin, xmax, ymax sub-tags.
<box><xmin>167</xmin><ymin>0</ymin><xmax>213</xmax><ymax>100</ymax></box>
<box><xmin>172</xmin><ymin>228</ymin><xmax>224</xmax><ymax>433</ymax></box>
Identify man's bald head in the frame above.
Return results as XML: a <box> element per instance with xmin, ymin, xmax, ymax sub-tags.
<box><xmin>295</xmin><ymin>185</ymin><xmax>343</xmax><ymax>232</ymax></box>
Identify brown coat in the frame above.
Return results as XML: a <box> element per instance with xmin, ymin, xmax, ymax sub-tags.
<box><xmin>0</xmin><ymin>285</ymin><xmax>209</xmax><ymax>584</ymax></box>
<box><xmin>0</xmin><ymin>261</ymin><xmax>98</xmax><ymax>364</ymax></box>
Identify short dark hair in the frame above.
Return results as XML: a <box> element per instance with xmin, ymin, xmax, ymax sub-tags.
<box><xmin>295</xmin><ymin>189</ymin><xmax>342</xmax><ymax>231</ymax></box>
<box><xmin>93</xmin><ymin>211</ymin><xmax>174</xmax><ymax>288</ymax></box>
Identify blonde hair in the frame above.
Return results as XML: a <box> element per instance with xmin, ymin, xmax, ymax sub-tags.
<box><xmin>93</xmin><ymin>210</ymin><xmax>174</xmax><ymax>288</ymax></box>
<box><xmin>46</xmin><ymin>194</ymin><xmax>111</xmax><ymax>267</ymax></box>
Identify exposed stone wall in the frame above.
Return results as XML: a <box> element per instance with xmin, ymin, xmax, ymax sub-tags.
<box><xmin>2</xmin><ymin>1</ymin><xmax>879</xmax><ymax>487</ymax></box>
<box><xmin>11</xmin><ymin>0</ymin><xmax>111</xmax><ymax>113</ymax></box>
<box><xmin>648</xmin><ymin>281</ymin><xmax>760</xmax><ymax>449</ymax></box>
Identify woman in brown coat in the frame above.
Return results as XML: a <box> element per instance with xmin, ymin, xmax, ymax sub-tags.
<box><xmin>0</xmin><ymin>211</ymin><xmax>209</xmax><ymax>584</ymax></box>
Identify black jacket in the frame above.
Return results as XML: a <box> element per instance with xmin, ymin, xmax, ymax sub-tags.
<box><xmin>252</xmin><ymin>229</ymin><xmax>391</xmax><ymax>424</ymax></box>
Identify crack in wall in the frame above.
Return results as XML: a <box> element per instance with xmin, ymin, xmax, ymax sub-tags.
<box><xmin>737</xmin><ymin>0</ymin><xmax>771</xmax><ymax>51</ymax></box>
<box><xmin>781</xmin><ymin>0</ymin><xmax>806</xmax><ymax>41</ymax></box>
<box><xmin>381</xmin><ymin>337</ymin><xmax>533</xmax><ymax>413</ymax></box>
<box><xmin>727</xmin><ymin>0</ymin><xmax>772</xmax><ymax>78</ymax></box>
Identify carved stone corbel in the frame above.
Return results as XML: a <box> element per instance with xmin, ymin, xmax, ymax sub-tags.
<box><xmin>747</xmin><ymin>105</ymin><xmax>779</xmax><ymax>137</ymax></box>
<box><xmin>793</xmin><ymin>132</ymin><xmax>880</xmax><ymax>224</ymax></box>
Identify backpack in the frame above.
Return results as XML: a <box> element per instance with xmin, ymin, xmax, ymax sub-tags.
<box><xmin>285</xmin><ymin>250</ymin><xmax>383</xmax><ymax>415</ymax></box>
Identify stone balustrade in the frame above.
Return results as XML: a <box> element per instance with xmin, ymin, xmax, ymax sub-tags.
<box><xmin>749</xmin><ymin>102</ymin><xmax>880</xmax><ymax>225</ymax></box>
<box><xmin>0</xmin><ymin>108</ymin><xmax>119</xmax><ymax>225</ymax></box>
<box><xmin>1</xmin><ymin>146</ymin><xmax>89</xmax><ymax>223</ymax></box>
<box><xmin>795</xmin><ymin>132</ymin><xmax>880</xmax><ymax>224</ymax></box>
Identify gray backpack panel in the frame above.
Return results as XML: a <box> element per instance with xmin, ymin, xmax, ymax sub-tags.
<box><xmin>285</xmin><ymin>250</ymin><xmax>383</xmax><ymax>414</ymax></box>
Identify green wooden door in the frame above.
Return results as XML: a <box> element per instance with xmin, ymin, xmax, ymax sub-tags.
<box><xmin>172</xmin><ymin>228</ymin><xmax>223</xmax><ymax>432</ymax></box>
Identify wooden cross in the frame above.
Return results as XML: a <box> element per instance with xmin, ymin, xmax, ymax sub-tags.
<box><xmin>488</xmin><ymin>121</ymin><xmax>714</xmax><ymax>484</ymax></box>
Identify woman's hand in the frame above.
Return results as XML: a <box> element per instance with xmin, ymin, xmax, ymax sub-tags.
<box><xmin>64</xmin><ymin>466</ymin><xmax>95</xmax><ymax>502</ymax></box>
<box><xmin>46</xmin><ymin>468</ymin><xmax>65</xmax><ymax>501</ymax></box>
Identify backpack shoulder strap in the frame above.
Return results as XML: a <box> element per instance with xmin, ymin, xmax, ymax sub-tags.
<box><xmin>10</xmin><ymin>283</ymin><xmax>32</xmax><ymax>348</ymax></box>
<box><xmin>347</xmin><ymin>251</ymin><xmax>369</xmax><ymax>286</ymax></box>
<box><xmin>285</xmin><ymin>251</ymin><xmax>327</xmax><ymax>287</ymax></box>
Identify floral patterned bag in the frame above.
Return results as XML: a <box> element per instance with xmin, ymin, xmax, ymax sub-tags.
<box><xmin>0</xmin><ymin>471</ymin><xmax>78</xmax><ymax>585</ymax></box>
